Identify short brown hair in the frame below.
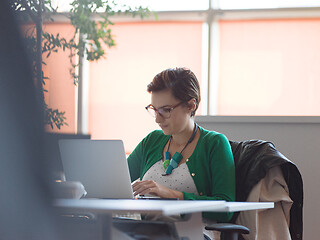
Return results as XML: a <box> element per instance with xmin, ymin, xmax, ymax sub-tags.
<box><xmin>147</xmin><ymin>67</ymin><xmax>201</xmax><ymax>116</ymax></box>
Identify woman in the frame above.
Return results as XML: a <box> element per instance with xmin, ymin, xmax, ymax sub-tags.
<box><xmin>127</xmin><ymin>67</ymin><xmax>235</xmax><ymax>239</ymax></box>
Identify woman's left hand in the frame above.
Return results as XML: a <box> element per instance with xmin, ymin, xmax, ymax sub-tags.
<box><xmin>132</xmin><ymin>180</ymin><xmax>184</xmax><ymax>199</ymax></box>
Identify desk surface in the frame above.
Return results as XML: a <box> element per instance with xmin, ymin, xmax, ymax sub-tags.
<box><xmin>54</xmin><ymin>199</ymin><xmax>274</xmax><ymax>216</ymax></box>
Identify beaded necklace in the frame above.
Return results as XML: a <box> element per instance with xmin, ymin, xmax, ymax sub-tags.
<box><xmin>163</xmin><ymin>123</ymin><xmax>198</xmax><ymax>175</ymax></box>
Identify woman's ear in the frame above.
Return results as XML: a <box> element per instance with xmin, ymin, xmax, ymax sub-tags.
<box><xmin>187</xmin><ymin>98</ymin><xmax>197</xmax><ymax>113</ymax></box>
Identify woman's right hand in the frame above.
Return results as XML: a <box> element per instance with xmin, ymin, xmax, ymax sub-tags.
<box><xmin>132</xmin><ymin>180</ymin><xmax>184</xmax><ymax>199</ymax></box>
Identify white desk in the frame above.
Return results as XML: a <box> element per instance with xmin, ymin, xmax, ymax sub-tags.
<box><xmin>54</xmin><ymin>199</ymin><xmax>226</xmax><ymax>215</ymax></box>
<box><xmin>218</xmin><ymin>201</ymin><xmax>275</xmax><ymax>212</ymax></box>
<box><xmin>54</xmin><ymin>199</ymin><xmax>273</xmax><ymax>215</ymax></box>
<box><xmin>54</xmin><ymin>199</ymin><xmax>274</xmax><ymax>240</ymax></box>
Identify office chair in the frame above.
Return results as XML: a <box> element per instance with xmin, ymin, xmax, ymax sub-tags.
<box><xmin>205</xmin><ymin>223</ymin><xmax>249</xmax><ymax>240</ymax></box>
<box><xmin>206</xmin><ymin>140</ymin><xmax>303</xmax><ymax>240</ymax></box>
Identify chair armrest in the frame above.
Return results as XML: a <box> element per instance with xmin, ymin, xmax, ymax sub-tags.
<box><xmin>205</xmin><ymin>223</ymin><xmax>250</xmax><ymax>234</ymax></box>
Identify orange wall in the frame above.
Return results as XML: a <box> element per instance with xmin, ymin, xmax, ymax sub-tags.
<box><xmin>41</xmin><ymin>19</ymin><xmax>320</xmax><ymax>152</ymax></box>
<box><xmin>41</xmin><ymin>23</ymin><xmax>77</xmax><ymax>133</ymax></box>
<box><xmin>218</xmin><ymin>19</ymin><xmax>320</xmax><ymax>115</ymax></box>
<box><xmin>89</xmin><ymin>21</ymin><xmax>203</xmax><ymax>152</ymax></box>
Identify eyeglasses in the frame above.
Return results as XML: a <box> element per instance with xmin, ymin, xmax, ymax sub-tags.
<box><xmin>145</xmin><ymin>102</ymin><xmax>185</xmax><ymax>119</ymax></box>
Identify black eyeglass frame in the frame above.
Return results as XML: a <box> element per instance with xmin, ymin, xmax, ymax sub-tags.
<box><xmin>145</xmin><ymin>102</ymin><xmax>185</xmax><ymax>119</ymax></box>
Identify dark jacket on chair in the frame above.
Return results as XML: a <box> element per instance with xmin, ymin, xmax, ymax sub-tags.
<box><xmin>229</xmin><ymin>140</ymin><xmax>303</xmax><ymax>240</ymax></box>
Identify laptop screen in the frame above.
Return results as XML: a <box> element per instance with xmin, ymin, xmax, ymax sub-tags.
<box><xmin>59</xmin><ymin>139</ymin><xmax>134</xmax><ymax>199</ymax></box>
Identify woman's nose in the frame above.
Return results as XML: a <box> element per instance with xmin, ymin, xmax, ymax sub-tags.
<box><xmin>155</xmin><ymin>112</ymin><xmax>164</xmax><ymax>123</ymax></box>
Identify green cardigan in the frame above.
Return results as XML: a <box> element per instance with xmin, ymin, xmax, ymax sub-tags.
<box><xmin>127</xmin><ymin>125</ymin><xmax>235</xmax><ymax>222</ymax></box>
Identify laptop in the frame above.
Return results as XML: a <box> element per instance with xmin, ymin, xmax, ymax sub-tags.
<box><xmin>58</xmin><ymin>139</ymin><xmax>134</xmax><ymax>199</ymax></box>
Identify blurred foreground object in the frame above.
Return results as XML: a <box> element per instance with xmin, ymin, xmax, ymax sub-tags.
<box><xmin>0</xmin><ymin>0</ymin><xmax>58</xmax><ymax>239</ymax></box>
<box><xmin>53</xmin><ymin>181</ymin><xmax>87</xmax><ymax>199</ymax></box>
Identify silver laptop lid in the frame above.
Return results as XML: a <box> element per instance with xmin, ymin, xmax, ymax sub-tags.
<box><xmin>59</xmin><ymin>139</ymin><xmax>134</xmax><ymax>199</ymax></box>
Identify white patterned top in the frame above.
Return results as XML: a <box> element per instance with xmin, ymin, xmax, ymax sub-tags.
<box><xmin>141</xmin><ymin>159</ymin><xmax>219</xmax><ymax>240</ymax></box>
<box><xmin>142</xmin><ymin>160</ymin><xmax>199</xmax><ymax>196</ymax></box>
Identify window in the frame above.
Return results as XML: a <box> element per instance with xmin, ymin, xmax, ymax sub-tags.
<box><xmin>217</xmin><ymin>18</ymin><xmax>320</xmax><ymax>115</ymax></box>
<box><xmin>117</xmin><ymin>0</ymin><xmax>209</xmax><ymax>11</ymax></box>
<box><xmin>88</xmin><ymin>21</ymin><xmax>203</xmax><ymax>151</ymax></box>
<box><xmin>219</xmin><ymin>0</ymin><xmax>320</xmax><ymax>9</ymax></box>
<box><xmin>43</xmin><ymin>2</ymin><xmax>320</xmax><ymax>152</ymax></box>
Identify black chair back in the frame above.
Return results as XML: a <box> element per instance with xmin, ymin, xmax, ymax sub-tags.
<box><xmin>229</xmin><ymin>140</ymin><xmax>303</xmax><ymax>240</ymax></box>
